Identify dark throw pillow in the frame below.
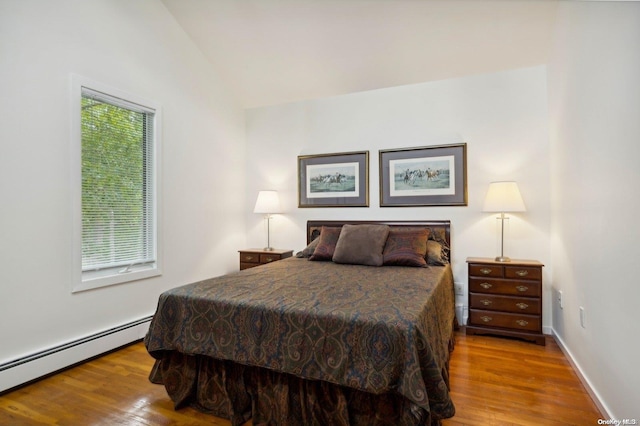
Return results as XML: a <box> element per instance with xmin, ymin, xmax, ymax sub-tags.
<box><xmin>332</xmin><ymin>224</ymin><xmax>390</xmax><ymax>266</ymax></box>
<box><xmin>309</xmin><ymin>226</ymin><xmax>342</xmax><ymax>261</ymax></box>
<box><xmin>383</xmin><ymin>227</ymin><xmax>430</xmax><ymax>267</ymax></box>
<box><xmin>296</xmin><ymin>237</ymin><xmax>320</xmax><ymax>258</ymax></box>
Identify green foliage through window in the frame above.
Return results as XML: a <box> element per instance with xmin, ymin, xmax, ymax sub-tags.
<box><xmin>81</xmin><ymin>90</ymin><xmax>154</xmax><ymax>271</ymax></box>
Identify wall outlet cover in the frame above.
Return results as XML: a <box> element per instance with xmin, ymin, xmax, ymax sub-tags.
<box><xmin>558</xmin><ymin>290</ymin><xmax>564</xmax><ymax>309</ymax></box>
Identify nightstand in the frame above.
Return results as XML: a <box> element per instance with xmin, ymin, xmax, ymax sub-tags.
<box><xmin>239</xmin><ymin>248</ymin><xmax>293</xmax><ymax>270</ymax></box>
<box><xmin>466</xmin><ymin>257</ymin><xmax>545</xmax><ymax>345</ymax></box>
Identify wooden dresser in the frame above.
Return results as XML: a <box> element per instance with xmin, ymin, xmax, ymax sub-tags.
<box><xmin>466</xmin><ymin>257</ymin><xmax>545</xmax><ymax>345</ymax></box>
<box><xmin>239</xmin><ymin>248</ymin><xmax>293</xmax><ymax>270</ymax></box>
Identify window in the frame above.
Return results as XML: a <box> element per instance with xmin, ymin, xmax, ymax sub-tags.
<box><xmin>72</xmin><ymin>76</ymin><xmax>161</xmax><ymax>292</ymax></box>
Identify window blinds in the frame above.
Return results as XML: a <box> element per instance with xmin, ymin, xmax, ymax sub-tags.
<box><xmin>81</xmin><ymin>87</ymin><xmax>155</xmax><ymax>272</ymax></box>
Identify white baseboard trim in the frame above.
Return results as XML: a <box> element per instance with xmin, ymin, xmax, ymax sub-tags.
<box><xmin>551</xmin><ymin>328</ymin><xmax>611</xmax><ymax>418</ymax></box>
<box><xmin>0</xmin><ymin>316</ymin><xmax>152</xmax><ymax>394</ymax></box>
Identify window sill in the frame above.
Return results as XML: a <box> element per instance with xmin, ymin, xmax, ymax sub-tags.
<box><xmin>73</xmin><ymin>265</ymin><xmax>161</xmax><ymax>293</ymax></box>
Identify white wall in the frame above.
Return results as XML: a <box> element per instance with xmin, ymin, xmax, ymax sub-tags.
<box><xmin>246</xmin><ymin>66</ymin><xmax>552</xmax><ymax>327</ymax></box>
<box><xmin>548</xmin><ymin>1</ymin><xmax>640</xmax><ymax>419</ymax></box>
<box><xmin>5</xmin><ymin>0</ymin><xmax>635</xmax><ymax>418</ymax></box>
<box><xmin>0</xmin><ymin>0</ymin><xmax>246</xmax><ymax>366</ymax></box>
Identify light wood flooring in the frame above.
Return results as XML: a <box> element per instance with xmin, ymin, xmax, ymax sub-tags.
<box><xmin>0</xmin><ymin>330</ymin><xmax>602</xmax><ymax>425</ymax></box>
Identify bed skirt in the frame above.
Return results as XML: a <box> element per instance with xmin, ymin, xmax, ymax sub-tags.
<box><xmin>149</xmin><ymin>333</ymin><xmax>455</xmax><ymax>426</ymax></box>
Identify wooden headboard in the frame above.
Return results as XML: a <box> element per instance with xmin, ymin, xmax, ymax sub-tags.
<box><xmin>306</xmin><ymin>220</ymin><xmax>451</xmax><ymax>261</ymax></box>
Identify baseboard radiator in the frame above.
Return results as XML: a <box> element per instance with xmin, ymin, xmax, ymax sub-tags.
<box><xmin>0</xmin><ymin>316</ymin><xmax>152</xmax><ymax>394</ymax></box>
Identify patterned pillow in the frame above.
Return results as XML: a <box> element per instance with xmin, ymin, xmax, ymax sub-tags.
<box><xmin>426</xmin><ymin>227</ymin><xmax>450</xmax><ymax>264</ymax></box>
<box><xmin>426</xmin><ymin>240</ymin><xmax>448</xmax><ymax>265</ymax></box>
<box><xmin>309</xmin><ymin>226</ymin><xmax>342</xmax><ymax>261</ymax></box>
<box><xmin>383</xmin><ymin>228</ymin><xmax>430</xmax><ymax>267</ymax></box>
<box><xmin>296</xmin><ymin>237</ymin><xmax>320</xmax><ymax>258</ymax></box>
<box><xmin>332</xmin><ymin>224</ymin><xmax>390</xmax><ymax>266</ymax></box>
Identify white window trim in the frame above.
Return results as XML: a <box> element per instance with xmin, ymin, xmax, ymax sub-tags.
<box><xmin>70</xmin><ymin>74</ymin><xmax>162</xmax><ymax>293</ymax></box>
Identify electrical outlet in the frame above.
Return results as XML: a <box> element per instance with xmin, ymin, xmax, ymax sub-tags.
<box><xmin>580</xmin><ymin>306</ymin><xmax>586</xmax><ymax>328</ymax></box>
<box><xmin>454</xmin><ymin>283</ymin><xmax>464</xmax><ymax>295</ymax></box>
<box><xmin>558</xmin><ymin>290</ymin><xmax>563</xmax><ymax>309</ymax></box>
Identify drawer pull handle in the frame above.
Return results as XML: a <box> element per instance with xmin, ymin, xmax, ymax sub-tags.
<box><xmin>265</xmin><ymin>257</ymin><xmax>274</xmax><ymax>262</ymax></box>
<box><xmin>245</xmin><ymin>256</ymin><xmax>254</xmax><ymax>261</ymax></box>
<box><xmin>481</xmin><ymin>299</ymin><xmax>492</xmax><ymax>306</ymax></box>
<box><xmin>480</xmin><ymin>282</ymin><xmax>492</xmax><ymax>289</ymax></box>
<box><xmin>516</xmin><ymin>285</ymin><xmax>529</xmax><ymax>292</ymax></box>
<box><xmin>516</xmin><ymin>303</ymin><xmax>529</xmax><ymax>310</ymax></box>
<box><xmin>480</xmin><ymin>316</ymin><xmax>493</xmax><ymax>323</ymax></box>
<box><xmin>515</xmin><ymin>270</ymin><xmax>529</xmax><ymax>277</ymax></box>
<box><xmin>480</xmin><ymin>268</ymin><xmax>492</xmax><ymax>275</ymax></box>
<box><xmin>516</xmin><ymin>320</ymin><xmax>529</xmax><ymax>327</ymax></box>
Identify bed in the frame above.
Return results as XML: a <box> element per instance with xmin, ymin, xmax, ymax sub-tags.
<box><xmin>144</xmin><ymin>220</ymin><xmax>456</xmax><ymax>425</ymax></box>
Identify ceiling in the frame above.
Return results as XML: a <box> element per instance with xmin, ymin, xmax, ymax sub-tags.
<box><xmin>161</xmin><ymin>0</ymin><xmax>560</xmax><ymax>109</ymax></box>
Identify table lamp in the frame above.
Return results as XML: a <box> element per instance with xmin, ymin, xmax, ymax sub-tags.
<box><xmin>253</xmin><ymin>190</ymin><xmax>281</xmax><ymax>251</ymax></box>
<box><xmin>482</xmin><ymin>181</ymin><xmax>526</xmax><ymax>262</ymax></box>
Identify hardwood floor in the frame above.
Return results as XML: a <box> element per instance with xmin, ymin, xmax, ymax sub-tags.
<box><xmin>0</xmin><ymin>331</ymin><xmax>602</xmax><ymax>425</ymax></box>
<box><xmin>443</xmin><ymin>332</ymin><xmax>602</xmax><ymax>425</ymax></box>
<box><xmin>0</xmin><ymin>344</ymin><xmax>229</xmax><ymax>426</ymax></box>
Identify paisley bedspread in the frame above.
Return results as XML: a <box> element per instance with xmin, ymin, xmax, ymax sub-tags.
<box><xmin>145</xmin><ymin>257</ymin><xmax>456</xmax><ymax>425</ymax></box>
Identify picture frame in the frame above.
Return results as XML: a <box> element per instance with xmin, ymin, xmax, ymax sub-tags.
<box><xmin>298</xmin><ymin>151</ymin><xmax>369</xmax><ymax>207</ymax></box>
<box><xmin>379</xmin><ymin>143</ymin><xmax>467</xmax><ymax>207</ymax></box>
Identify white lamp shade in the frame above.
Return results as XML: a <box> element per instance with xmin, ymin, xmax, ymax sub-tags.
<box><xmin>253</xmin><ymin>190</ymin><xmax>281</xmax><ymax>214</ymax></box>
<box><xmin>482</xmin><ymin>181</ymin><xmax>526</xmax><ymax>213</ymax></box>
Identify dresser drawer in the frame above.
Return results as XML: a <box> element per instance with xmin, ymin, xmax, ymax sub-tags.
<box><xmin>470</xmin><ymin>293</ymin><xmax>541</xmax><ymax>315</ymax></box>
<box><xmin>469</xmin><ymin>277</ymin><xmax>541</xmax><ymax>297</ymax></box>
<box><xmin>260</xmin><ymin>254</ymin><xmax>280</xmax><ymax>264</ymax></box>
<box><xmin>469</xmin><ymin>263</ymin><xmax>503</xmax><ymax>278</ymax></box>
<box><xmin>505</xmin><ymin>266</ymin><xmax>541</xmax><ymax>281</ymax></box>
<box><xmin>240</xmin><ymin>252</ymin><xmax>261</xmax><ymax>264</ymax></box>
<box><xmin>239</xmin><ymin>249</ymin><xmax>293</xmax><ymax>270</ymax></box>
<box><xmin>469</xmin><ymin>309</ymin><xmax>541</xmax><ymax>332</ymax></box>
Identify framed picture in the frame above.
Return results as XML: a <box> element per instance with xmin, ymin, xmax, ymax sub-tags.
<box><xmin>298</xmin><ymin>151</ymin><xmax>369</xmax><ymax>207</ymax></box>
<box><xmin>379</xmin><ymin>143</ymin><xmax>467</xmax><ymax>207</ymax></box>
